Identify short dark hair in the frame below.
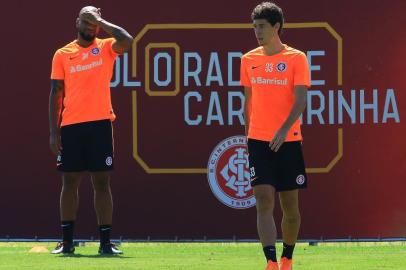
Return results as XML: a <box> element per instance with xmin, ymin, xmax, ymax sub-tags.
<box><xmin>251</xmin><ymin>2</ymin><xmax>284</xmax><ymax>35</ymax></box>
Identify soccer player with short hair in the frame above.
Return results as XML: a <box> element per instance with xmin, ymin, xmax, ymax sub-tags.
<box><xmin>240</xmin><ymin>2</ymin><xmax>310</xmax><ymax>270</ymax></box>
<box><xmin>49</xmin><ymin>6</ymin><xmax>133</xmax><ymax>255</ymax></box>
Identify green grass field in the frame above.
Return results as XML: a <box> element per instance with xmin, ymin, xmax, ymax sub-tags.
<box><xmin>0</xmin><ymin>242</ymin><xmax>405</xmax><ymax>270</ymax></box>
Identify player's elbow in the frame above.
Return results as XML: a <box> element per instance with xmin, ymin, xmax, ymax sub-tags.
<box><xmin>295</xmin><ymin>92</ymin><xmax>307</xmax><ymax>108</ymax></box>
<box><xmin>295</xmin><ymin>87</ymin><xmax>308</xmax><ymax>108</ymax></box>
<box><xmin>121</xmin><ymin>36</ymin><xmax>134</xmax><ymax>53</ymax></box>
<box><xmin>300</xmin><ymin>98</ymin><xmax>307</xmax><ymax>113</ymax></box>
<box><xmin>301</xmin><ymin>93</ymin><xmax>307</xmax><ymax>108</ymax></box>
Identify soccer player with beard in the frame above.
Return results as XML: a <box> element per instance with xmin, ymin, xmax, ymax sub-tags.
<box><xmin>49</xmin><ymin>6</ymin><xmax>133</xmax><ymax>255</ymax></box>
<box><xmin>240</xmin><ymin>2</ymin><xmax>310</xmax><ymax>270</ymax></box>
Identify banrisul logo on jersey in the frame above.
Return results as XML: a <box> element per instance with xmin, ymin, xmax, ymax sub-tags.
<box><xmin>110</xmin><ymin>23</ymin><xmax>400</xmax><ymax>209</ymax></box>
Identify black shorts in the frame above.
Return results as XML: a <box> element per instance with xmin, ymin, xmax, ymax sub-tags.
<box><xmin>57</xmin><ymin>119</ymin><xmax>114</xmax><ymax>172</ymax></box>
<box><xmin>247</xmin><ymin>139</ymin><xmax>307</xmax><ymax>191</ymax></box>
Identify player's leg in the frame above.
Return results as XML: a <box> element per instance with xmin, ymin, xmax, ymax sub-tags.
<box><xmin>90</xmin><ymin>171</ymin><xmax>113</xmax><ymax>226</ymax></box>
<box><xmin>254</xmin><ymin>185</ymin><xmax>280</xmax><ymax>270</ymax></box>
<box><xmin>279</xmin><ymin>189</ymin><xmax>300</xmax><ymax>269</ymax></box>
<box><xmin>277</xmin><ymin>141</ymin><xmax>307</xmax><ymax>269</ymax></box>
<box><xmin>60</xmin><ymin>172</ymin><xmax>83</xmax><ymax>243</ymax></box>
<box><xmin>52</xmin><ymin>123</ymin><xmax>86</xmax><ymax>254</ymax></box>
<box><xmin>86</xmin><ymin>120</ymin><xmax>114</xmax><ymax>227</ymax></box>
<box><xmin>60</xmin><ymin>172</ymin><xmax>83</xmax><ymax>221</ymax></box>
<box><xmin>51</xmin><ymin>172</ymin><xmax>83</xmax><ymax>254</ymax></box>
<box><xmin>248</xmin><ymin>139</ymin><xmax>279</xmax><ymax>269</ymax></box>
<box><xmin>254</xmin><ymin>185</ymin><xmax>278</xmax><ymax>259</ymax></box>
<box><xmin>87</xmin><ymin>120</ymin><xmax>121</xmax><ymax>254</ymax></box>
<box><xmin>90</xmin><ymin>171</ymin><xmax>121</xmax><ymax>254</ymax></box>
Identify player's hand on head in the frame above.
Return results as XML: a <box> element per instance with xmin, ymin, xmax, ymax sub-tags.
<box><xmin>269</xmin><ymin>128</ymin><xmax>288</xmax><ymax>152</ymax></box>
<box><xmin>80</xmin><ymin>9</ymin><xmax>102</xmax><ymax>24</ymax></box>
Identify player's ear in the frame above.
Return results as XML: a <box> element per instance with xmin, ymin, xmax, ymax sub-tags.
<box><xmin>274</xmin><ymin>22</ymin><xmax>280</xmax><ymax>33</ymax></box>
<box><xmin>76</xmin><ymin>18</ymin><xmax>80</xmax><ymax>29</ymax></box>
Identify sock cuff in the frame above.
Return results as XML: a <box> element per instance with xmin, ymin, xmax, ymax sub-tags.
<box><xmin>61</xmin><ymin>221</ymin><xmax>75</xmax><ymax>228</ymax></box>
<box><xmin>99</xmin><ymin>225</ymin><xmax>112</xmax><ymax>231</ymax></box>
<box><xmin>61</xmin><ymin>220</ymin><xmax>75</xmax><ymax>224</ymax></box>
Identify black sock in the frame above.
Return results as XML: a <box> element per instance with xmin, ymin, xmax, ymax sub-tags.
<box><xmin>61</xmin><ymin>220</ymin><xmax>74</xmax><ymax>244</ymax></box>
<box><xmin>99</xmin><ymin>225</ymin><xmax>112</xmax><ymax>245</ymax></box>
<box><xmin>263</xmin><ymin>245</ymin><xmax>277</xmax><ymax>262</ymax></box>
<box><xmin>281</xmin><ymin>242</ymin><xmax>295</xmax><ymax>259</ymax></box>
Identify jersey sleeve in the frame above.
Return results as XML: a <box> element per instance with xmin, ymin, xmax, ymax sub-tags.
<box><xmin>293</xmin><ymin>52</ymin><xmax>310</xmax><ymax>88</ymax></box>
<box><xmin>50</xmin><ymin>50</ymin><xmax>65</xmax><ymax>80</ymax></box>
<box><xmin>240</xmin><ymin>56</ymin><xmax>251</xmax><ymax>87</ymax></box>
<box><xmin>104</xmin><ymin>38</ymin><xmax>119</xmax><ymax>58</ymax></box>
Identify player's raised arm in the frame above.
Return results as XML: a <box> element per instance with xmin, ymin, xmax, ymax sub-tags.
<box><xmin>80</xmin><ymin>8</ymin><xmax>133</xmax><ymax>54</ymax></box>
<box><xmin>48</xmin><ymin>79</ymin><xmax>64</xmax><ymax>155</ymax></box>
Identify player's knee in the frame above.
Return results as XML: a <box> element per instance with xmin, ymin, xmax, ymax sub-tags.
<box><xmin>281</xmin><ymin>200</ymin><xmax>300</xmax><ymax>216</ymax></box>
<box><xmin>62</xmin><ymin>173</ymin><xmax>81</xmax><ymax>189</ymax></box>
<box><xmin>92</xmin><ymin>179</ymin><xmax>111</xmax><ymax>192</ymax></box>
<box><xmin>62</xmin><ymin>178</ymin><xmax>80</xmax><ymax>192</ymax></box>
<box><xmin>91</xmin><ymin>172</ymin><xmax>111</xmax><ymax>192</ymax></box>
<box><xmin>255</xmin><ymin>195</ymin><xmax>274</xmax><ymax>213</ymax></box>
<box><xmin>280</xmin><ymin>195</ymin><xmax>300</xmax><ymax>217</ymax></box>
<box><xmin>283</xmin><ymin>211</ymin><xmax>301</xmax><ymax>223</ymax></box>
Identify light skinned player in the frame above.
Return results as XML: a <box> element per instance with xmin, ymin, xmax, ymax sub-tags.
<box><xmin>240</xmin><ymin>2</ymin><xmax>310</xmax><ymax>270</ymax></box>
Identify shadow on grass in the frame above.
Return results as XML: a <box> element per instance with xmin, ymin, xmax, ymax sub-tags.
<box><xmin>56</xmin><ymin>254</ymin><xmax>132</xmax><ymax>259</ymax></box>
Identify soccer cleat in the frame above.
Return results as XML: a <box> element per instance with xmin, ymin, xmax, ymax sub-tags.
<box><xmin>265</xmin><ymin>260</ymin><xmax>279</xmax><ymax>270</ymax></box>
<box><xmin>98</xmin><ymin>242</ymin><xmax>123</xmax><ymax>255</ymax></box>
<box><xmin>279</xmin><ymin>257</ymin><xmax>293</xmax><ymax>270</ymax></box>
<box><xmin>51</xmin><ymin>241</ymin><xmax>75</xmax><ymax>254</ymax></box>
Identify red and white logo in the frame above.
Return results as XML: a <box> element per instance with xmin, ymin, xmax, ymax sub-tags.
<box><xmin>207</xmin><ymin>136</ymin><xmax>256</xmax><ymax>209</ymax></box>
<box><xmin>296</xmin><ymin>174</ymin><xmax>305</xmax><ymax>185</ymax></box>
<box><xmin>106</xmin><ymin>156</ymin><xmax>113</xmax><ymax>166</ymax></box>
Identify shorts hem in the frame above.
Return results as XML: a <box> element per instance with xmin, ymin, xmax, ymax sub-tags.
<box><xmin>88</xmin><ymin>167</ymin><xmax>114</xmax><ymax>172</ymax></box>
<box><xmin>250</xmin><ymin>180</ymin><xmax>307</xmax><ymax>192</ymax></box>
<box><xmin>57</xmin><ymin>167</ymin><xmax>87</xmax><ymax>172</ymax></box>
<box><xmin>57</xmin><ymin>167</ymin><xmax>114</xmax><ymax>172</ymax></box>
<box><xmin>276</xmin><ymin>185</ymin><xmax>307</xmax><ymax>192</ymax></box>
<box><xmin>250</xmin><ymin>180</ymin><xmax>277</xmax><ymax>189</ymax></box>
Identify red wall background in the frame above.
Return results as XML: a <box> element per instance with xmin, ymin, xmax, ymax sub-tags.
<box><xmin>0</xmin><ymin>0</ymin><xmax>405</xmax><ymax>239</ymax></box>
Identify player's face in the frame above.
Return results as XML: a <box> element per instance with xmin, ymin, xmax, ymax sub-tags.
<box><xmin>76</xmin><ymin>18</ymin><xmax>100</xmax><ymax>42</ymax></box>
<box><xmin>253</xmin><ymin>19</ymin><xmax>279</xmax><ymax>46</ymax></box>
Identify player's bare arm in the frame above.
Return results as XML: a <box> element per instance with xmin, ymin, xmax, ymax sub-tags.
<box><xmin>244</xmin><ymin>86</ymin><xmax>252</xmax><ymax>137</ymax></box>
<box><xmin>80</xmin><ymin>9</ymin><xmax>133</xmax><ymax>54</ymax></box>
<box><xmin>49</xmin><ymin>79</ymin><xmax>64</xmax><ymax>155</ymax></box>
<box><xmin>269</xmin><ymin>85</ymin><xmax>307</xmax><ymax>152</ymax></box>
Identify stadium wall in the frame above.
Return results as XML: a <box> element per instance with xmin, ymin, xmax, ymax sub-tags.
<box><xmin>0</xmin><ymin>0</ymin><xmax>405</xmax><ymax>239</ymax></box>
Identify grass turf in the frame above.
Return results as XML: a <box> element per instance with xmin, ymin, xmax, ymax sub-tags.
<box><xmin>0</xmin><ymin>242</ymin><xmax>405</xmax><ymax>270</ymax></box>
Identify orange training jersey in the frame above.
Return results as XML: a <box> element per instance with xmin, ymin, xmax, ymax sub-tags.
<box><xmin>51</xmin><ymin>38</ymin><xmax>118</xmax><ymax>126</ymax></box>
<box><xmin>240</xmin><ymin>45</ymin><xmax>310</xmax><ymax>142</ymax></box>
